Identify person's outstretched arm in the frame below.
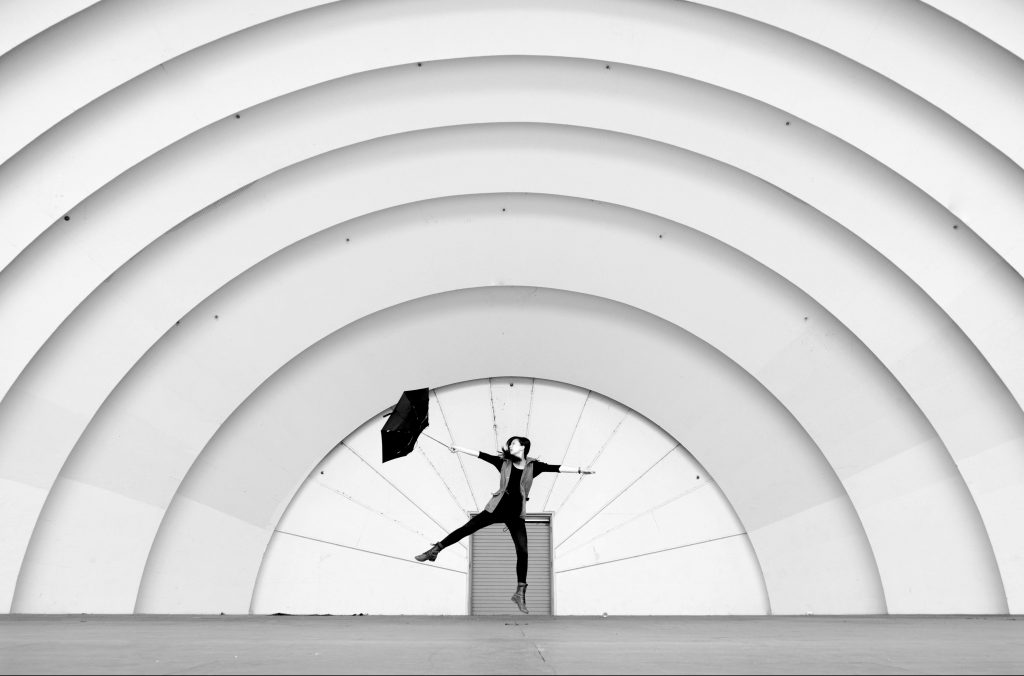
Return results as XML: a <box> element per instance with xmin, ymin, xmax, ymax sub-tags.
<box><xmin>558</xmin><ymin>465</ymin><xmax>595</xmax><ymax>475</ymax></box>
<box><xmin>532</xmin><ymin>460</ymin><xmax>595</xmax><ymax>475</ymax></box>
<box><xmin>449</xmin><ymin>445</ymin><xmax>503</xmax><ymax>470</ymax></box>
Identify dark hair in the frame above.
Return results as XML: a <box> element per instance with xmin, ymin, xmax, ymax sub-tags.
<box><xmin>502</xmin><ymin>436</ymin><xmax>531</xmax><ymax>458</ymax></box>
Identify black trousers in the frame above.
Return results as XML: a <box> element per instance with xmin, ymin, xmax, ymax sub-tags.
<box><xmin>440</xmin><ymin>509</ymin><xmax>529</xmax><ymax>584</ymax></box>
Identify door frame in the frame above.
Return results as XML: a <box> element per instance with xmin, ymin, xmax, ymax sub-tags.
<box><xmin>466</xmin><ymin>511</ymin><xmax>555</xmax><ymax>615</ymax></box>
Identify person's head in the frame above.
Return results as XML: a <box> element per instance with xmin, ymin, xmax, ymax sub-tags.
<box><xmin>503</xmin><ymin>436</ymin><xmax>531</xmax><ymax>460</ymax></box>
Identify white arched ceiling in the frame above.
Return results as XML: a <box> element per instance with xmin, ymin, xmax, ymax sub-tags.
<box><xmin>132</xmin><ymin>285</ymin><xmax>878</xmax><ymax>615</ymax></box>
<box><xmin>251</xmin><ymin>378</ymin><xmax>769</xmax><ymax>616</ymax></box>
<box><xmin>13</xmin><ymin>192</ymin><xmax>895</xmax><ymax>613</ymax></box>
<box><xmin>1</xmin><ymin>1</ymin><xmax>1022</xmax><ymax>615</ymax></box>
<box><xmin>4</xmin><ymin>126</ymin><xmax>1020</xmax><ymax>611</ymax></box>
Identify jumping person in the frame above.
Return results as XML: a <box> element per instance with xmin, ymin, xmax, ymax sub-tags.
<box><xmin>414</xmin><ymin>436</ymin><xmax>595</xmax><ymax>613</ymax></box>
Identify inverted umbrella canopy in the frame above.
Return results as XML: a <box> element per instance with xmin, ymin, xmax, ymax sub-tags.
<box><xmin>380</xmin><ymin>388</ymin><xmax>430</xmax><ymax>463</ymax></box>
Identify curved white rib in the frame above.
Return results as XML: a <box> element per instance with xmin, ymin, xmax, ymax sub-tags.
<box><xmin>921</xmin><ymin>0</ymin><xmax>1024</xmax><ymax>64</ymax></box>
<box><xmin>16</xmin><ymin>192</ymin><xmax>1000</xmax><ymax>613</ymax></box>
<box><xmin>135</xmin><ymin>286</ymin><xmax>878</xmax><ymax>614</ymax></box>
<box><xmin>0</xmin><ymin>0</ymin><xmax>98</xmax><ymax>58</ymax></box>
<box><xmin>0</xmin><ymin>0</ymin><xmax>338</xmax><ymax>165</ymax></box>
<box><xmin>691</xmin><ymin>0</ymin><xmax>1024</xmax><ymax>170</ymax></box>
<box><xmin>3</xmin><ymin>0</ymin><xmax>1023</xmax><ymax>285</ymax></box>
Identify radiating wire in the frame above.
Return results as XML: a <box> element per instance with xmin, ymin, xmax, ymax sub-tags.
<box><xmin>314</xmin><ymin>480</ymin><xmax>433</xmax><ymax>543</ymax></box>
<box><xmin>554</xmin><ymin>442</ymin><xmax>682</xmax><ymax>551</ymax></box>
<box><xmin>541</xmin><ymin>390</ymin><xmax>591</xmax><ymax>511</ymax></box>
<box><xmin>525</xmin><ymin>378</ymin><xmax>536</xmax><ymax>438</ymax></box>
<box><xmin>550</xmin><ymin>408</ymin><xmax>630</xmax><ymax>513</ymax></box>
<box><xmin>274</xmin><ymin>530</ymin><xmax>465</xmax><ymax>574</ymax></box>
<box><xmin>488</xmin><ymin>377</ymin><xmax>500</xmax><ymax>452</ymax></box>
<box><xmin>432</xmin><ymin>388</ymin><xmax>478</xmax><ymax>511</ymax></box>
<box><xmin>555</xmin><ymin>532</ymin><xmax>747</xmax><ymax>574</ymax></box>
<box><xmin>347</xmin><ymin>444</ymin><xmax>469</xmax><ymax>551</ymax></box>
<box><xmin>558</xmin><ymin>477</ymin><xmax>714</xmax><ymax>558</ymax></box>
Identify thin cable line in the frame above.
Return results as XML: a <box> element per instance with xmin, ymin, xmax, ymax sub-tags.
<box><xmin>554</xmin><ymin>443</ymin><xmax>681</xmax><ymax>551</ymax></box>
<box><xmin>525</xmin><ymin>379</ymin><xmax>536</xmax><ymax>438</ymax></box>
<box><xmin>558</xmin><ymin>479</ymin><xmax>714</xmax><ymax>559</ymax></box>
<box><xmin>315</xmin><ymin>480</ymin><xmax>433</xmax><ymax>542</ymax></box>
<box><xmin>551</xmin><ymin>408</ymin><xmax>630</xmax><ymax>514</ymax></box>
<box><xmin>412</xmin><ymin>435</ymin><xmax>473</xmax><ymax>516</ymax></box>
<box><xmin>555</xmin><ymin>533</ymin><xmax>747</xmax><ymax>574</ymax></box>
<box><xmin>347</xmin><ymin>444</ymin><xmax>468</xmax><ymax>551</ymax></box>
<box><xmin>541</xmin><ymin>390</ymin><xmax>591</xmax><ymax>511</ymax></box>
<box><xmin>432</xmin><ymin>388</ymin><xmax>478</xmax><ymax>511</ymax></box>
<box><xmin>488</xmin><ymin>377</ymin><xmax>500</xmax><ymax>452</ymax></box>
<box><xmin>275</xmin><ymin>530</ymin><xmax>465</xmax><ymax>575</ymax></box>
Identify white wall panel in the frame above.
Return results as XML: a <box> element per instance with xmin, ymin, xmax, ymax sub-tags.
<box><xmin>556</xmin><ymin>536</ymin><xmax>767</xmax><ymax>616</ymax></box>
<box><xmin>12</xmin><ymin>478</ymin><xmax>163</xmax><ymax>613</ymax></box>
<box><xmin>252</xmin><ymin>536</ymin><xmax>468</xmax><ymax>616</ymax></box>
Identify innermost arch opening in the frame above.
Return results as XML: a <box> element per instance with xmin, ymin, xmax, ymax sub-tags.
<box><xmin>252</xmin><ymin>377</ymin><xmax>767</xmax><ymax>615</ymax></box>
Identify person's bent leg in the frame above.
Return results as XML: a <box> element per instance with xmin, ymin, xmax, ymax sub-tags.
<box><xmin>415</xmin><ymin>511</ymin><xmax>497</xmax><ymax>562</ymax></box>
<box><xmin>507</xmin><ymin>518</ymin><xmax>529</xmax><ymax>613</ymax></box>
<box><xmin>441</xmin><ymin>511</ymin><xmax>499</xmax><ymax>548</ymax></box>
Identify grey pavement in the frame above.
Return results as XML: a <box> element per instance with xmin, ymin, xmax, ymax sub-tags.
<box><xmin>1</xmin><ymin>615</ymin><xmax>1023</xmax><ymax>674</ymax></box>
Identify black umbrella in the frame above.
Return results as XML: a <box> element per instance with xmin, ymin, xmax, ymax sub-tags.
<box><xmin>380</xmin><ymin>388</ymin><xmax>447</xmax><ymax>463</ymax></box>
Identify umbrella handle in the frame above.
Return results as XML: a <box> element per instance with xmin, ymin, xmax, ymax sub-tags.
<box><xmin>420</xmin><ymin>432</ymin><xmax>450</xmax><ymax>450</ymax></box>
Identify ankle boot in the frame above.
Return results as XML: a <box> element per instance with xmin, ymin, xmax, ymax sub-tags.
<box><xmin>414</xmin><ymin>542</ymin><xmax>443</xmax><ymax>562</ymax></box>
<box><xmin>511</xmin><ymin>582</ymin><xmax>529</xmax><ymax>614</ymax></box>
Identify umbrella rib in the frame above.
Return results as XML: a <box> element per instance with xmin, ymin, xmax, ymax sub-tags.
<box><xmin>549</xmin><ymin>408</ymin><xmax>630</xmax><ymax>514</ymax></box>
<box><xmin>274</xmin><ymin>530</ymin><xmax>465</xmax><ymax>575</ymax></box>
<box><xmin>554</xmin><ymin>532</ymin><xmax>748</xmax><ymax>574</ymax></box>
<box><xmin>541</xmin><ymin>390</ymin><xmax>591</xmax><ymax>512</ymax></box>
<box><xmin>431</xmin><ymin>389</ymin><xmax>479</xmax><ymax>512</ymax></box>
<box><xmin>558</xmin><ymin>477</ymin><xmax>713</xmax><ymax>559</ymax></box>
<box><xmin>347</xmin><ymin>443</ymin><xmax>469</xmax><ymax>552</ymax></box>
<box><xmin>554</xmin><ymin>442</ymin><xmax>681</xmax><ymax>552</ymax></box>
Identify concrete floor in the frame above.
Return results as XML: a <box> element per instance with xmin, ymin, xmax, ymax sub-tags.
<box><xmin>1</xmin><ymin>615</ymin><xmax>1022</xmax><ymax>674</ymax></box>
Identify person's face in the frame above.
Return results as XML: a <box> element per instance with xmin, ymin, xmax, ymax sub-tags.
<box><xmin>509</xmin><ymin>439</ymin><xmax>525</xmax><ymax>459</ymax></box>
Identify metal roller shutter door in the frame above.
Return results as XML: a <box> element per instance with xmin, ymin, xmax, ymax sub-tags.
<box><xmin>470</xmin><ymin>514</ymin><xmax>552</xmax><ymax>615</ymax></box>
